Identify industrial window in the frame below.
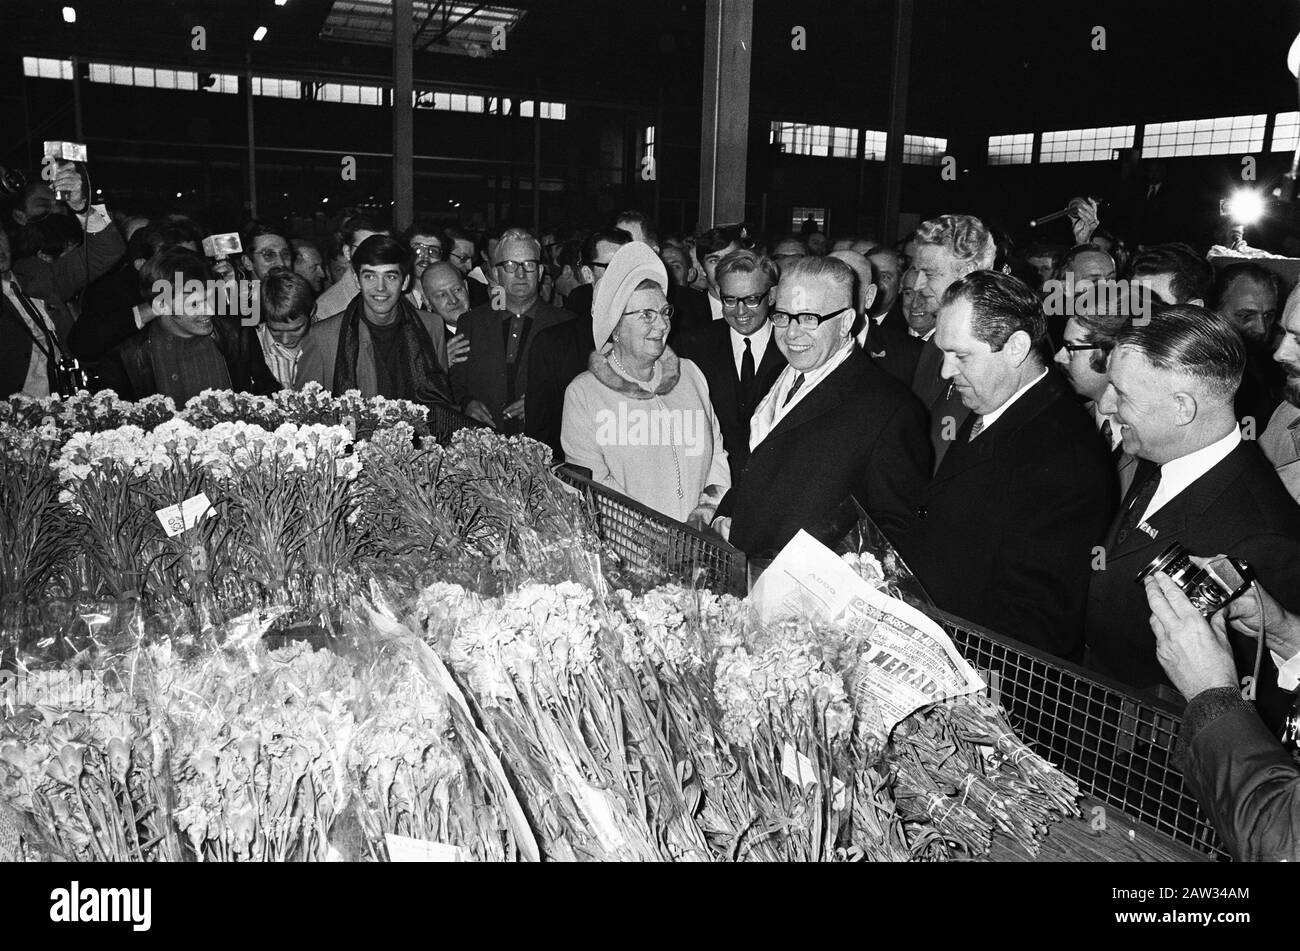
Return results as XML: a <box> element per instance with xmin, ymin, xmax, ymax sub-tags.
<box><xmin>644</xmin><ymin>125</ymin><xmax>655</xmax><ymax>165</ymax></box>
<box><xmin>1040</xmin><ymin>125</ymin><xmax>1135</xmax><ymax>163</ymax></box>
<box><xmin>253</xmin><ymin>77</ymin><xmax>302</xmax><ymax>99</ymax></box>
<box><xmin>771</xmin><ymin>122</ymin><xmax>860</xmax><ymax>159</ymax></box>
<box><xmin>791</xmin><ymin>207</ymin><xmax>826</xmax><ymax>233</ymax></box>
<box><xmin>862</xmin><ymin>130</ymin><xmax>888</xmax><ymax>161</ymax></box>
<box><xmin>1142</xmin><ymin>115</ymin><xmax>1266</xmax><ymax>158</ymax></box>
<box><xmin>1272</xmin><ymin>112</ymin><xmax>1300</xmax><ymax>153</ymax></box>
<box><xmin>22</xmin><ymin>57</ymin><xmax>73</xmax><ymax>80</ymax></box>
<box><xmin>318</xmin><ymin>82</ymin><xmax>383</xmax><ymax>105</ymax></box>
<box><xmin>987</xmin><ymin>133</ymin><xmax>1034</xmax><ymax>165</ymax></box>
<box><xmin>903</xmin><ymin>135</ymin><xmax>947</xmax><ymax>166</ymax></box>
<box><xmin>519</xmin><ymin>100</ymin><xmax>566</xmax><ymax>120</ymax></box>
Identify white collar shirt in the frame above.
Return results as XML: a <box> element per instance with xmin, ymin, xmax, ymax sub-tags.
<box><xmin>1141</xmin><ymin>426</ymin><xmax>1242</xmax><ymax>523</ymax></box>
<box><xmin>729</xmin><ymin>320</ymin><xmax>773</xmax><ymax>379</ymax></box>
<box><xmin>972</xmin><ymin>369</ymin><xmax>1048</xmax><ymax>440</ymax></box>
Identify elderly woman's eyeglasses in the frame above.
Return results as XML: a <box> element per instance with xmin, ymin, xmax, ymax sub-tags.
<box><xmin>497</xmin><ymin>259</ymin><xmax>540</xmax><ymax>274</ymax></box>
<box><xmin>622</xmin><ymin>305</ymin><xmax>675</xmax><ymax>325</ymax></box>
<box><xmin>721</xmin><ymin>293</ymin><xmax>767</xmax><ymax>310</ymax></box>
<box><xmin>771</xmin><ymin>306</ymin><xmax>851</xmax><ymax>330</ymax></box>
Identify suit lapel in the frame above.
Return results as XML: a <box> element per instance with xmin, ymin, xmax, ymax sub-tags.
<box><xmin>704</xmin><ymin>322</ymin><xmax>740</xmax><ymax>423</ymax></box>
<box><xmin>756</xmin><ymin>353</ymin><xmax>856</xmax><ymax>448</ymax></box>
<box><xmin>929</xmin><ymin>372</ymin><xmax>1062</xmax><ymax>486</ymax></box>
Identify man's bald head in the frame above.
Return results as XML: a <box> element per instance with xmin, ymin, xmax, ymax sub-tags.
<box><xmin>421</xmin><ymin>260</ymin><xmax>470</xmax><ymax>326</ymax></box>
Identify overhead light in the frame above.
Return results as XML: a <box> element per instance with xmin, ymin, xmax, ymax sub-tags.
<box><xmin>275</xmin><ymin>0</ymin><xmax>288</xmax><ymax>5</ymax></box>
<box><xmin>1223</xmin><ymin>188</ymin><xmax>1265</xmax><ymax>227</ymax></box>
<box><xmin>62</xmin><ymin>7</ymin><xmax>76</xmax><ymax>24</ymax></box>
<box><xmin>253</xmin><ymin>26</ymin><xmax>268</xmax><ymax>42</ymax></box>
<box><xmin>322</xmin><ymin>197</ymin><xmax>329</xmax><ymax>203</ymax></box>
<box><xmin>175</xmin><ymin>192</ymin><xmax>182</xmax><ymax>198</ymax></box>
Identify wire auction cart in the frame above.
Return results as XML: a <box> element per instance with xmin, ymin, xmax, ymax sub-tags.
<box><xmin>560</xmin><ymin>471</ymin><xmax>1225</xmax><ymax>861</ymax></box>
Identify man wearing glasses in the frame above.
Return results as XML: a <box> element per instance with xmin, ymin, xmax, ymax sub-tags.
<box><xmin>401</xmin><ymin>219</ymin><xmax>444</xmax><ymax>311</ymax></box>
<box><xmin>443</xmin><ymin>226</ymin><xmax>490</xmax><ymax>308</ymax></box>
<box><xmin>678</xmin><ymin>250</ymin><xmax>787</xmax><ymax>483</ymax></box>
<box><xmin>563</xmin><ymin>228</ymin><xmax>633</xmax><ymax>345</ymax></box>
<box><xmin>451</xmin><ymin>228</ymin><xmax>573</xmax><ymax>433</ymax></box>
<box><xmin>239</xmin><ymin>222</ymin><xmax>293</xmax><ymax>284</ymax></box>
<box><xmin>1054</xmin><ymin>307</ymin><xmax>1137</xmax><ymax>496</ymax></box>
<box><xmin>713</xmin><ymin>256</ymin><xmax>931</xmax><ymax>558</ymax></box>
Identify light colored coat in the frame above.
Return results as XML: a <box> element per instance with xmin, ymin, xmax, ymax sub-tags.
<box><xmin>1260</xmin><ymin>401</ymin><xmax>1300</xmax><ymax>505</ymax></box>
<box><xmin>562</xmin><ymin>347</ymin><xmax>729</xmax><ymax>524</ymax></box>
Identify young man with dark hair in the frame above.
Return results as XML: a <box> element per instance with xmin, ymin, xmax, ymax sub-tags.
<box><xmin>563</xmin><ymin>228</ymin><xmax>633</xmax><ymax>341</ymax></box>
<box><xmin>294</xmin><ymin>235</ymin><xmax>451</xmax><ymax>404</ymax></box>
<box><xmin>314</xmin><ymin>215</ymin><xmax>389</xmax><ymax>321</ymax></box>
<box><xmin>1129</xmin><ymin>242</ymin><xmax>1214</xmax><ymax>306</ymax></box>
<box><xmin>98</xmin><ymin>248</ymin><xmax>277</xmax><ymax>402</ymax></box>
<box><xmin>1213</xmin><ymin>261</ymin><xmax>1286</xmax><ymax>428</ymax></box>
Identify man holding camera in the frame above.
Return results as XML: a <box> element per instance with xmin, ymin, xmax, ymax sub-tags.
<box><xmin>1084</xmin><ymin>306</ymin><xmax>1300</xmax><ymax>736</ymax></box>
<box><xmin>8</xmin><ymin>161</ymin><xmax>125</xmax><ymax>340</ymax></box>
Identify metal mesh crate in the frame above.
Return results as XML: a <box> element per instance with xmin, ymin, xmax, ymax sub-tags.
<box><xmin>550</xmin><ymin>473</ymin><xmax>1224</xmax><ymax>859</ymax></box>
<box><xmin>426</xmin><ymin>403</ymin><xmax>489</xmax><ymax>442</ymax></box>
<box><xmin>556</xmin><ymin>469</ymin><xmax>747</xmax><ymax>596</ymax></box>
<box><xmin>930</xmin><ymin>607</ymin><xmax>1225</xmax><ymax>859</ymax></box>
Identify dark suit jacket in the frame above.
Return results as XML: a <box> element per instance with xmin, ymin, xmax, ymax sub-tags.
<box><xmin>524</xmin><ymin>318</ymin><xmax>592</xmax><ymax>460</ymax></box>
<box><xmin>1084</xmin><ymin>440</ymin><xmax>1300</xmax><ymax>735</ymax></box>
<box><xmin>911</xmin><ymin>336</ymin><xmax>971</xmax><ymax>471</ymax></box>
<box><xmin>677</xmin><ymin>320</ymin><xmax>786</xmax><ymax>483</ymax></box>
<box><xmin>671</xmin><ymin>287</ymin><xmax>713</xmax><ymax>345</ymax></box>
<box><xmin>11</xmin><ymin>223</ymin><xmax>125</xmax><ymax>341</ymax></box>
<box><xmin>868</xmin><ymin>318</ymin><xmax>923</xmax><ymax>388</ymax></box>
<box><xmin>718</xmin><ymin>347</ymin><xmax>933</xmax><ymax>558</ymax></box>
<box><xmin>0</xmin><ymin>285</ymin><xmax>60</xmax><ymax>396</ymax></box>
<box><xmin>561</xmin><ymin>282</ymin><xmax>597</xmax><ymax>350</ymax></box>
<box><xmin>895</xmin><ymin>370</ymin><xmax>1117</xmax><ymax>659</ymax></box>
<box><xmin>98</xmin><ymin>317</ymin><xmax>278</xmax><ymax>401</ymax></box>
<box><xmin>450</xmin><ymin>300</ymin><xmax>573</xmax><ymax>429</ymax></box>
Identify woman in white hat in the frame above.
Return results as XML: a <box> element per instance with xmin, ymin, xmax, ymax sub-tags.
<box><xmin>561</xmin><ymin>242</ymin><xmax>729</xmax><ymax>526</ymax></box>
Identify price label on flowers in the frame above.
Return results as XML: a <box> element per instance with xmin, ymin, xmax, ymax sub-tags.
<box><xmin>155</xmin><ymin>492</ymin><xmax>213</xmax><ymax>537</ymax></box>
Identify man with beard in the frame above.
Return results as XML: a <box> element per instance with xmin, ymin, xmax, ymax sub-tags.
<box><xmin>1213</xmin><ymin>263</ymin><xmax>1285</xmax><ymax>430</ymax></box>
<box><xmin>1261</xmin><ymin>282</ymin><xmax>1300</xmax><ymax>502</ymax></box>
<box><xmin>294</xmin><ymin>235</ymin><xmax>451</xmax><ymax>405</ymax></box>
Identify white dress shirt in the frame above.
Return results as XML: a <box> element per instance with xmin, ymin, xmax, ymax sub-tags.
<box><xmin>730</xmin><ymin>320</ymin><xmax>773</xmax><ymax>378</ymax></box>
<box><xmin>1140</xmin><ymin>426</ymin><xmax>1241</xmax><ymax>523</ymax></box>
<box><xmin>971</xmin><ymin>369</ymin><xmax>1048</xmax><ymax>440</ymax></box>
<box><xmin>3</xmin><ymin>276</ymin><xmax>60</xmax><ymax>398</ymax></box>
<box><xmin>709</xmin><ymin>292</ymin><xmax>723</xmax><ymax>322</ymax></box>
<box><xmin>908</xmin><ymin>326</ymin><xmax>935</xmax><ymax>341</ymax></box>
<box><xmin>749</xmin><ymin>341</ymin><xmax>855</xmax><ymax>450</ymax></box>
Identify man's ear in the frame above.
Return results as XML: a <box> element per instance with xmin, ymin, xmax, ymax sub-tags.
<box><xmin>862</xmin><ymin>282</ymin><xmax>878</xmax><ymax>314</ymax></box>
<box><xmin>241</xmin><ymin>253</ymin><xmax>253</xmax><ymax>273</ymax></box>
<box><xmin>1004</xmin><ymin>329</ymin><xmax>1033</xmax><ymax>364</ymax></box>
<box><xmin>580</xmin><ymin>265</ymin><xmax>595</xmax><ymax>285</ymax></box>
<box><xmin>402</xmin><ymin>273</ymin><xmax>411</xmax><ymax>293</ymax></box>
<box><xmin>11</xmin><ymin>209</ymin><xmax>27</xmax><ymax>226</ymax></box>
<box><xmin>1171</xmin><ymin>390</ymin><xmax>1199</xmax><ymax>425</ymax></box>
<box><xmin>342</xmin><ymin>244</ymin><xmax>354</xmax><ymax>262</ymax></box>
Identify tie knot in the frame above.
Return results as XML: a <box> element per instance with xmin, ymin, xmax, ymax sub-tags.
<box><xmin>744</xmin><ymin>337</ymin><xmax>751</xmax><ymax>349</ymax></box>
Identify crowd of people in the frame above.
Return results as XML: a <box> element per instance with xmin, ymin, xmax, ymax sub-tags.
<box><xmin>2</xmin><ymin>163</ymin><xmax>1297</xmax><ymax>860</ymax></box>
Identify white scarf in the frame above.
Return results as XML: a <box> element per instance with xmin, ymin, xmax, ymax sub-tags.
<box><xmin>748</xmin><ymin>341</ymin><xmax>854</xmax><ymax>451</ymax></box>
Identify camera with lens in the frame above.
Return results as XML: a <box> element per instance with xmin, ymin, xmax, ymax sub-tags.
<box><xmin>1135</xmin><ymin>543</ymin><xmax>1254</xmax><ymax>616</ymax></box>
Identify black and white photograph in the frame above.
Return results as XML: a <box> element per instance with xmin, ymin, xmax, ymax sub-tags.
<box><xmin>0</xmin><ymin>0</ymin><xmax>1296</xmax><ymax>928</ymax></box>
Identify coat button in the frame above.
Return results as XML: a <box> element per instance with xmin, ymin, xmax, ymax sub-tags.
<box><xmin>917</xmin><ymin>506</ymin><xmax>927</xmax><ymax>519</ymax></box>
